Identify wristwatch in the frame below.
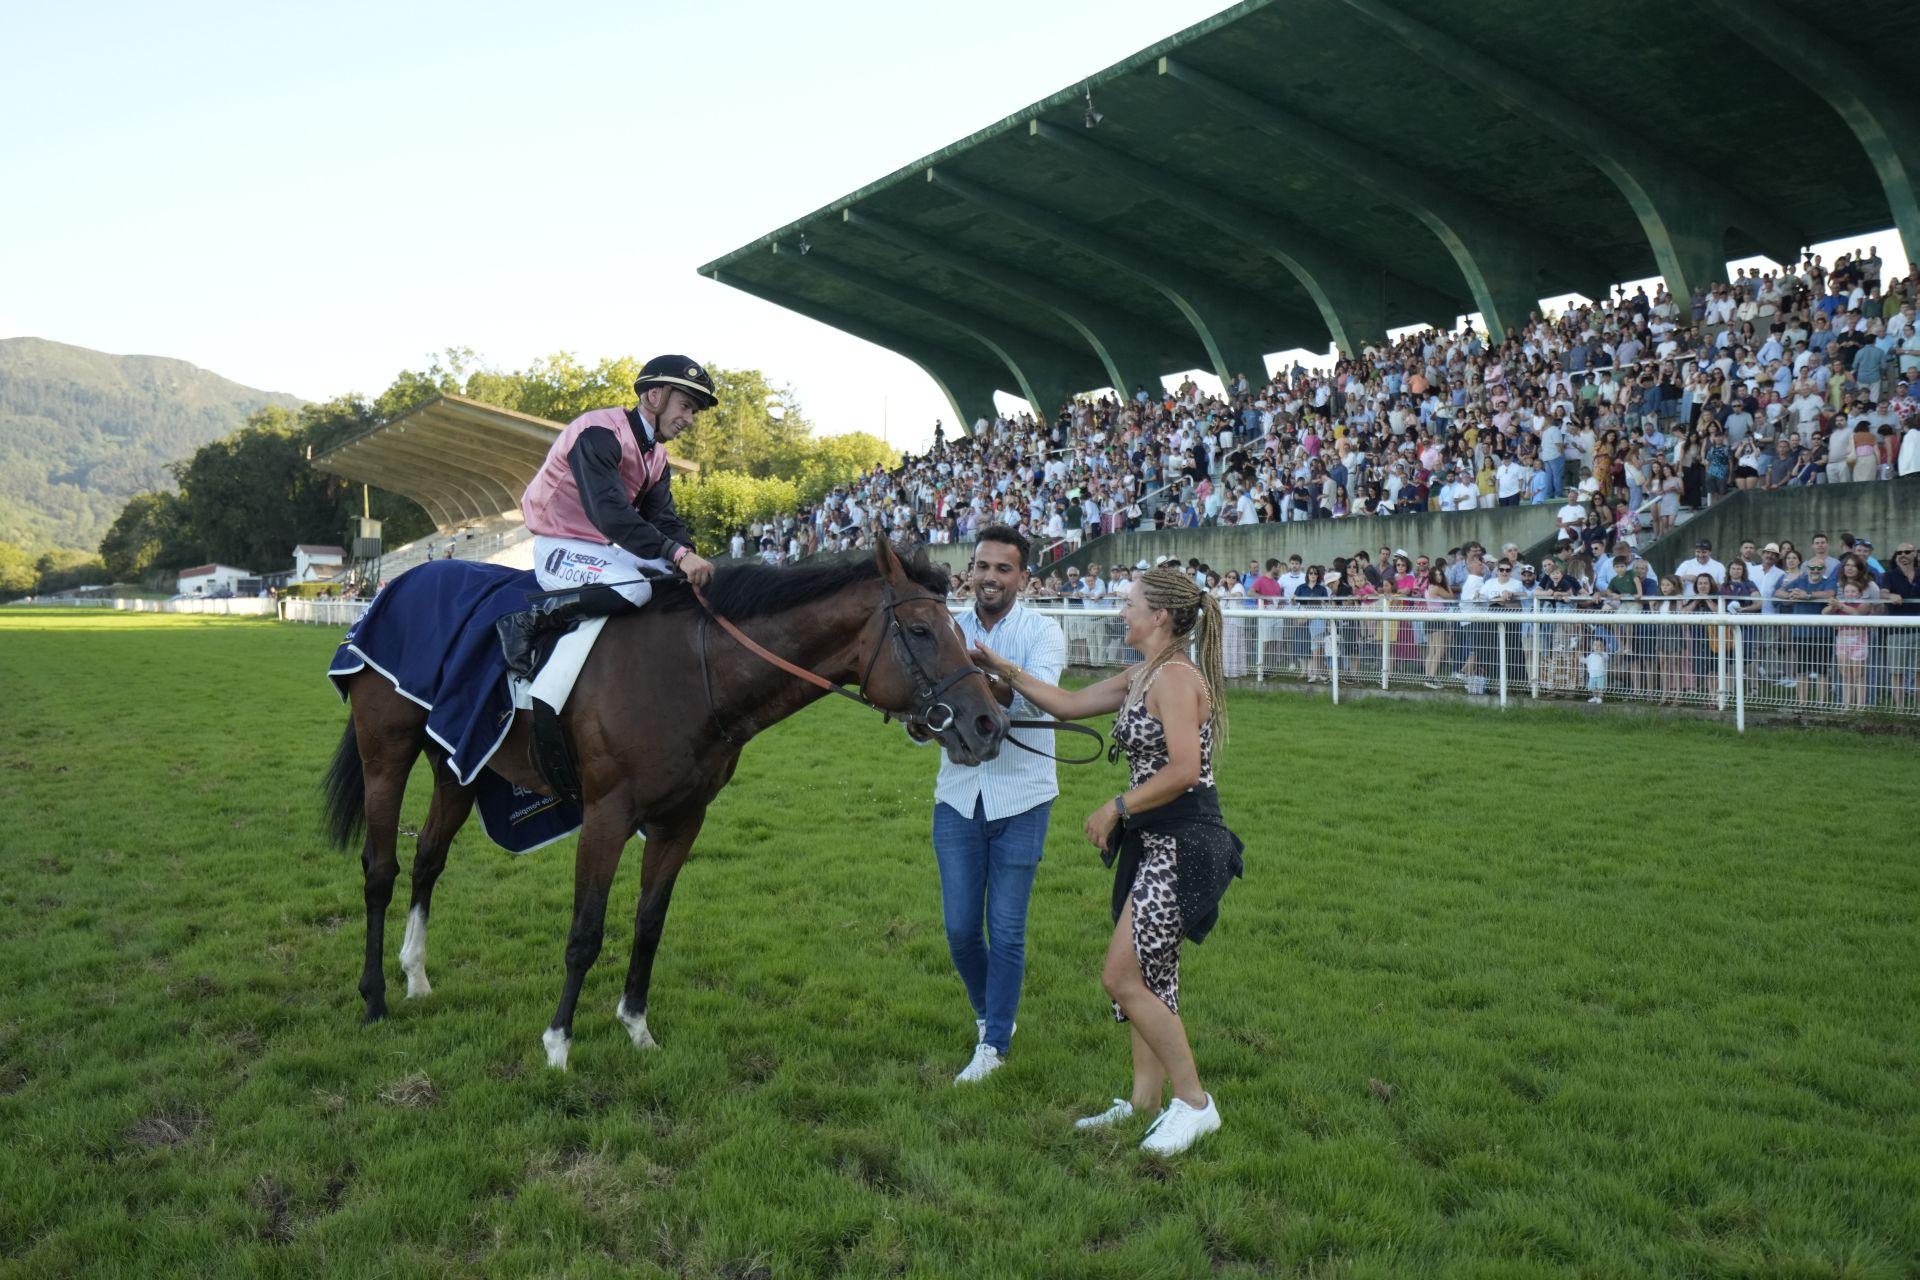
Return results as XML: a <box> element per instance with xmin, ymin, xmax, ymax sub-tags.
<box><xmin>1114</xmin><ymin>794</ymin><xmax>1130</xmax><ymax>820</ymax></box>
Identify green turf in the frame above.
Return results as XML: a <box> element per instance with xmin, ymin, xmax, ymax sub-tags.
<box><xmin>1</xmin><ymin>608</ymin><xmax>1916</xmax><ymax>1279</ymax></box>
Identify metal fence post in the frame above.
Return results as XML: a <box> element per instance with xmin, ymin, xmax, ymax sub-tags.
<box><xmin>1733</xmin><ymin>619</ymin><xmax>1745</xmax><ymax>733</ymax></box>
<box><xmin>1380</xmin><ymin>599</ymin><xmax>1390</xmax><ymax>690</ymax></box>
<box><xmin>1528</xmin><ymin>611</ymin><xmax>1540</xmax><ymax>699</ymax></box>
<box><xmin>1330</xmin><ymin>619</ymin><xmax>1341</xmax><ymax>706</ymax></box>
<box><xmin>1715</xmin><ymin>599</ymin><xmax>1729</xmax><ymax>711</ymax></box>
<box><xmin>1497</xmin><ymin>622</ymin><xmax>1509</xmax><ymax>708</ymax></box>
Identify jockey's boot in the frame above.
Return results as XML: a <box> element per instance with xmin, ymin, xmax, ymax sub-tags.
<box><xmin>497</xmin><ymin>587</ymin><xmax>632</xmax><ymax>680</ymax></box>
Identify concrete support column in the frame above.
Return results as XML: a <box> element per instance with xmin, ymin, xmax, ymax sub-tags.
<box><xmin>1701</xmin><ymin>0</ymin><xmax>1920</xmax><ymax>260</ymax></box>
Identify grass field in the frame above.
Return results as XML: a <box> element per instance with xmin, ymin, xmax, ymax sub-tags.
<box><xmin>2</xmin><ymin>608</ymin><xmax>1916</xmax><ymax>1279</ymax></box>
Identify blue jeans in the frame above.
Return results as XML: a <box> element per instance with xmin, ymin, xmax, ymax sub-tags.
<box><xmin>931</xmin><ymin>796</ymin><xmax>1051</xmax><ymax>1053</ymax></box>
<box><xmin>1546</xmin><ymin>456</ymin><xmax>1567</xmax><ymax>499</ymax></box>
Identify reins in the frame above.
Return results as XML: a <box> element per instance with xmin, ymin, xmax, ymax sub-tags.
<box><xmin>691</xmin><ymin>576</ymin><xmax>1105</xmax><ymax>766</ymax></box>
<box><xmin>534</xmin><ymin>569</ymin><xmax>1102</xmax><ymax>764</ymax></box>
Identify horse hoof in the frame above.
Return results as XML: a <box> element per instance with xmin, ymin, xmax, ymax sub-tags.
<box><xmin>616</xmin><ymin>997</ymin><xmax>659</xmax><ymax>1050</ymax></box>
<box><xmin>362</xmin><ymin>1003</ymin><xmax>388</xmax><ymax>1024</ymax></box>
<box><xmin>542</xmin><ymin>1027</ymin><xmax>571</xmax><ymax>1071</ymax></box>
<box><xmin>404</xmin><ymin>973</ymin><xmax>432</xmax><ymax>999</ymax></box>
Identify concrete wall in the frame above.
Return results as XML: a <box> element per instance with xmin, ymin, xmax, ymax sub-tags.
<box><xmin>1048</xmin><ymin>506</ymin><xmax>1560</xmax><ymax>576</ymax></box>
<box><xmin>715</xmin><ymin>543</ymin><xmax>979</xmax><ymax>574</ymax></box>
<box><xmin>1639</xmin><ymin>477</ymin><xmax>1920</xmax><ymax>575</ymax></box>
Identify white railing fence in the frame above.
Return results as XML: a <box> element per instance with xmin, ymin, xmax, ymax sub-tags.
<box><xmin>1013</xmin><ymin>602</ymin><xmax>1920</xmax><ymax>731</ymax></box>
<box><xmin>41</xmin><ymin>591</ymin><xmax>1913</xmax><ymax>731</ymax></box>
<box><xmin>278</xmin><ymin>599</ymin><xmax>372</xmax><ymax>626</ymax></box>
<box><xmin>13</xmin><ymin>596</ymin><xmax>277</xmax><ymax>616</ymax></box>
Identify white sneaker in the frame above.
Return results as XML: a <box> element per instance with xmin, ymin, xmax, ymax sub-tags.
<box><xmin>1140</xmin><ymin>1094</ymin><xmax>1221</xmax><ymax>1155</ymax></box>
<box><xmin>1073</xmin><ymin>1098</ymin><xmax>1135</xmax><ymax>1130</ymax></box>
<box><xmin>953</xmin><ymin>1043</ymin><xmax>1004</xmax><ymax>1085</ymax></box>
<box><xmin>974</xmin><ymin>1018</ymin><xmax>1017</xmax><ymax>1043</ymax></box>
<box><xmin>1587</xmin><ymin>695</ymin><xmax>1603</xmax><ymax>704</ymax></box>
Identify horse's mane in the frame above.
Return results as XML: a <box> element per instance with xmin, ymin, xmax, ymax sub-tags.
<box><xmin>653</xmin><ymin>550</ymin><xmax>949</xmax><ymax>619</ymax></box>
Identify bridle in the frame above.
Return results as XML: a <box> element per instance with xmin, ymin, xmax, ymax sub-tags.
<box><xmin>690</xmin><ymin>575</ymin><xmax>1104</xmax><ymax>763</ymax></box>
<box><xmin>694</xmin><ymin>576</ymin><xmax>977</xmax><ymax>739</ymax></box>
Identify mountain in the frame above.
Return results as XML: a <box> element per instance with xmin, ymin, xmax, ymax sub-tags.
<box><xmin>0</xmin><ymin>337</ymin><xmax>306</xmax><ymax>551</ymax></box>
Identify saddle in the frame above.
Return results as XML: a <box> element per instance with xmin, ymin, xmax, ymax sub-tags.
<box><xmin>517</xmin><ymin>618</ymin><xmax>610</xmax><ymax>807</ymax></box>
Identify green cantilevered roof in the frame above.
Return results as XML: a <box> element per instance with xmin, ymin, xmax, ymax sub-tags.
<box><xmin>700</xmin><ymin>0</ymin><xmax>1920</xmax><ymax>427</ymax></box>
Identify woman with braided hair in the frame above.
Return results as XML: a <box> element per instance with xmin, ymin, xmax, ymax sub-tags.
<box><xmin>971</xmin><ymin>565</ymin><xmax>1244</xmax><ymax>1155</ymax></box>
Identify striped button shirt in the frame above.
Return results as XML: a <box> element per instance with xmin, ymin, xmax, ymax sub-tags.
<box><xmin>933</xmin><ymin>600</ymin><xmax>1067</xmax><ymax>821</ymax></box>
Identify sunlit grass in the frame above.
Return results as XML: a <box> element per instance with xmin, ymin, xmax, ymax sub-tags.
<box><xmin>1</xmin><ymin>611</ymin><xmax>1915</xmax><ymax>1278</ymax></box>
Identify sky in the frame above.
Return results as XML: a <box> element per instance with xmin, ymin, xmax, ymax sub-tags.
<box><xmin>1</xmin><ymin>2</ymin><xmax>1907</xmax><ymax>459</ymax></box>
<box><xmin>0</xmin><ymin>0</ymin><xmax>1235</xmax><ymax>455</ymax></box>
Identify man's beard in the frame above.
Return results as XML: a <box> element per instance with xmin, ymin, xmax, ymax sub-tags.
<box><xmin>975</xmin><ymin>584</ymin><xmax>1013</xmax><ymax>621</ymax></box>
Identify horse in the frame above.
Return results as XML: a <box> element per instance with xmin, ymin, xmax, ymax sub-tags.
<box><xmin>320</xmin><ymin>538</ymin><xmax>1007</xmax><ymax>1069</ymax></box>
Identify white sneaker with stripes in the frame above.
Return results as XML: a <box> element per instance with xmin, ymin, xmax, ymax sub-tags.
<box><xmin>953</xmin><ymin>1043</ymin><xmax>1004</xmax><ymax>1085</ymax></box>
<box><xmin>1073</xmin><ymin>1098</ymin><xmax>1135</xmax><ymax>1130</ymax></box>
<box><xmin>1139</xmin><ymin>1094</ymin><xmax>1221</xmax><ymax>1155</ymax></box>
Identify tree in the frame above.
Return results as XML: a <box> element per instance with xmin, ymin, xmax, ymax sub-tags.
<box><xmin>791</xmin><ymin>432</ymin><xmax>898</xmax><ymax>507</ymax></box>
<box><xmin>33</xmin><ymin>548</ymin><xmax>108</xmax><ymax>594</ymax></box>
<box><xmin>0</xmin><ymin>540</ymin><xmax>36</xmax><ymax>598</ymax></box>
<box><xmin>669</xmin><ymin>366</ymin><xmax>815</xmax><ymax>479</ymax></box>
<box><xmin>169</xmin><ymin>406</ymin><xmax>349</xmax><ymax>570</ymax></box>
<box><xmin>675</xmin><ymin>473</ymin><xmax>799</xmax><ymax>551</ymax></box>
<box><xmin>99</xmin><ymin>491</ymin><xmax>188</xmax><ymax>580</ymax></box>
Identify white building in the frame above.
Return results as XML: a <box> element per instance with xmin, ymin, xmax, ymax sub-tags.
<box><xmin>293</xmin><ymin>544</ymin><xmax>347</xmax><ymax>582</ymax></box>
<box><xmin>176</xmin><ymin>564</ymin><xmax>254</xmax><ymax>596</ymax></box>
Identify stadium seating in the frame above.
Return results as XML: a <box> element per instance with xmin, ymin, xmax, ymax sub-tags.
<box><xmin>736</xmin><ymin>254</ymin><xmax>1919</xmax><ymax>579</ymax></box>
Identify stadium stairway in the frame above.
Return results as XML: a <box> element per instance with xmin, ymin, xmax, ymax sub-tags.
<box><xmin>375</xmin><ymin>516</ymin><xmax>535</xmax><ymax>580</ymax></box>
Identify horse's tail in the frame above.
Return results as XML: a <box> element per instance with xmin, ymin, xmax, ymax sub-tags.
<box><xmin>321</xmin><ymin>721</ymin><xmax>366</xmax><ymax>850</ymax></box>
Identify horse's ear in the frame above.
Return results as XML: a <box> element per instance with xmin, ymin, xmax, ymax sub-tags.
<box><xmin>872</xmin><ymin>532</ymin><xmax>903</xmax><ymax>581</ymax></box>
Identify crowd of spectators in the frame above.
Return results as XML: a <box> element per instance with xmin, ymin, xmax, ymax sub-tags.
<box><xmin>730</xmin><ymin>248</ymin><xmax>1920</xmax><ymax>566</ymax></box>
<box><xmin>941</xmin><ymin>526</ymin><xmax>1916</xmax><ymax>713</ymax></box>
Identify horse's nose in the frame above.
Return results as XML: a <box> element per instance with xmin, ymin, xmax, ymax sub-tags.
<box><xmin>974</xmin><ymin>711</ymin><xmax>1001</xmax><ymax>740</ymax></box>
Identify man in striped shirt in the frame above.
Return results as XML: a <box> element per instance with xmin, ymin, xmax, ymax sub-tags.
<box><xmin>911</xmin><ymin>524</ymin><xmax>1066</xmax><ymax>1085</ymax></box>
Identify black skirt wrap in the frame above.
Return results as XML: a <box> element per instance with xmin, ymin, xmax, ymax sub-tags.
<box><xmin>1104</xmin><ymin>786</ymin><xmax>1244</xmax><ymax>944</ymax></box>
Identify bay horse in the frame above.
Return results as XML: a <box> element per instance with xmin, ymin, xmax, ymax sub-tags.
<box><xmin>320</xmin><ymin>538</ymin><xmax>1006</xmax><ymax>1069</ymax></box>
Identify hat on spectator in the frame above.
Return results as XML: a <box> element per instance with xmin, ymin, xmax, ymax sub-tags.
<box><xmin>1135</xmin><ymin>559</ymin><xmax>1150</xmax><ymax>570</ymax></box>
<box><xmin>1694</xmin><ymin>538</ymin><xmax>1712</xmax><ymax>550</ymax></box>
<box><xmin>1762</xmin><ymin>542</ymin><xmax>1780</xmax><ymax>554</ymax></box>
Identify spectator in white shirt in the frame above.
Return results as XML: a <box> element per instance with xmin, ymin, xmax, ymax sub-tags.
<box><xmin>1675</xmin><ymin>540</ymin><xmax>1727</xmax><ymax>595</ymax></box>
<box><xmin>1496</xmin><ymin>456</ymin><xmax>1527</xmax><ymax>506</ymax></box>
<box><xmin>1554</xmin><ymin>497</ymin><xmax>1586</xmax><ymax>545</ymax></box>
<box><xmin>1750</xmin><ymin>544</ymin><xmax>1786</xmax><ymax>612</ymax></box>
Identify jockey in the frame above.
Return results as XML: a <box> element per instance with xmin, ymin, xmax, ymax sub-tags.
<box><xmin>496</xmin><ymin>354</ymin><xmax>719</xmax><ymax>678</ymax></box>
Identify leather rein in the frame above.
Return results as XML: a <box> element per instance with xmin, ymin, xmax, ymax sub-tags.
<box><xmin>690</xmin><ymin>577</ymin><xmax>1105</xmax><ymax>765</ymax></box>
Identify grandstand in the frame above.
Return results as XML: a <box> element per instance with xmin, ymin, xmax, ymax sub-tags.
<box><xmin>701</xmin><ymin>0</ymin><xmax>1916</xmax><ymax>426</ymax></box>
<box><xmin>695</xmin><ymin>0</ymin><xmax>1918</xmax><ymax>583</ymax></box>
<box><xmin>308</xmin><ymin>392</ymin><xmax>696</xmax><ymax>581</ymax></box>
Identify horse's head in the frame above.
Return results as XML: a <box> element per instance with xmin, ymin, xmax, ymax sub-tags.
<box><xmin>860</xmin><ymin>538</ymin><xmax>1007</xmax><ymax>765</ymax></box>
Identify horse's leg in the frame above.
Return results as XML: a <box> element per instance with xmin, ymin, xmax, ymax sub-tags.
<box><xmin>542</xmin><ymin>787</ymin><xmax>640</xmax><ymax>1070</ymax></box>
<box><xmin>354</xmin><ymin>691</ymin><xmax>424</xmax><ymax>1023</ymax></box>
<box><xmin>616</xmin><ymin>807</ymin><xmax>708</xmax><ymax>1052</ymax></box>
<box><xmin>399</xmin><ymin>753</ymin><xmax>476</xmax><ymax>1000</ymax></box>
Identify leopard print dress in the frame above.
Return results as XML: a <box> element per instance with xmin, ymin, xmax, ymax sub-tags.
<box><xmin>1108</xmin><ymin>663</ymin><xmax>1217</xmax><ymax>1021</ymax></box>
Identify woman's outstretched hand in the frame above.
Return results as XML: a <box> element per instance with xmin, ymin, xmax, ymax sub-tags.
<box><xmin>970</xmin><ymin>643</ymin><xmax>1010</xmax><ymax>680</ymax></box>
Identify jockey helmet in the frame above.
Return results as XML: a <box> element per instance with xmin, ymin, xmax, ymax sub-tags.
<box><xmin>634</xmin><ymin>355</ymin><xmax>718</xmax><ymax>411</ymax></box>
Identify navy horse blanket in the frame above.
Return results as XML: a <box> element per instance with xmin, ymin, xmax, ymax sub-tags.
<box><xmin>327</xmin><ymin>560</ymin><xmax>582</xmax><ymax>853</ymax></box>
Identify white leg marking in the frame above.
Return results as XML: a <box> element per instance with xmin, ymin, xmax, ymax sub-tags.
<box><xmin>542</xmin><ymin>1026</ymin><xmax>570</xmax><ymax>1070</ymax></box>
<box><xmin>399</xmin><ymin>906</ymin><xmax>431</xmax><ymax>998</ymax></box>
<box><xmin>615</xmin><ymin>996</ymin><xmax>659</xmax><ymax>1050</ymax></box>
